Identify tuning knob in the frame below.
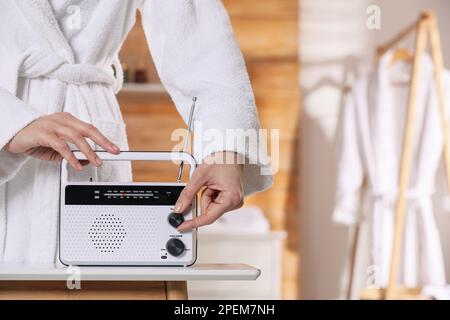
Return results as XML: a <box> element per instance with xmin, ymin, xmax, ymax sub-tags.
<box><xmin>168</xmin><ymin>212</ymin><xmax>184</xmax><ymax>228</ymax></box>
<box><xmin>166</xmin><ymin>238</ymin><xmax>186</xmax><ymax>257</ymax></box>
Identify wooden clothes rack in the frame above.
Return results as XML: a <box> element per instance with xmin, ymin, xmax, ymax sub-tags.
<box><xmin>358</xmin><ymin>10</ymin><xmax>450</xmax><ymax>300</ymax></box>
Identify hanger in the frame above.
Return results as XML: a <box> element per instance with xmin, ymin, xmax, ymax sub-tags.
<box><xmin>389</xmin><ymin>48</ymin><xmax>414</xmax><ymax>66</ymax></box>
<box><xmin>376</xmin><ymin>47</ymin><xmax>414</xmax><ymax>85</ymax></box>
<box><xmin>382</xmin><ymin>47</ymin><xmax>414</xmax><ymax>85</ymax></box>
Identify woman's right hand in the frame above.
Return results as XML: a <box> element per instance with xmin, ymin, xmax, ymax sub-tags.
<box><xmin>4</xmin><ymin>112</ymin><xmax>120</xmax><ymax>170</ymax></box>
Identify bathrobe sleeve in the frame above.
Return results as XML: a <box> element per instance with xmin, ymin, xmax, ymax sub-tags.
<box><xmin>333</xmin><ymin>86</ymin><xmax>365</xmax><ymax>225</ymax></box>
<box><xmin>138</xmin><ymin>0</ymin><xmax>273</xmax><ymax>196</ymax></box>
<box><xmin>0</xmin><ymin>87</ymin><xmax>42</xmax><ymax>185</ymax></box>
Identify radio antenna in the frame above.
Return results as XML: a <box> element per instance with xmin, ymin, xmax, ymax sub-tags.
<box><xmin>176</xmin><ymin>96</ymin><xmax>197</xmax><ymax>182</ymax></box>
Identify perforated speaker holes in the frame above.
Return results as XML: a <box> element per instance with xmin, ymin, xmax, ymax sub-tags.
<box><xmin>88</xmin><ymin>214</ymin><xmax>126</xmax><ymax>253</ymax></box>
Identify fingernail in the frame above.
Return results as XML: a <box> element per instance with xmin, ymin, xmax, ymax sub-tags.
<box><xmin>111</xmin><ymin>144</ymin><xmax>120</xmax><ymax>153</ymax></box>
<box><xmin>95</xmin><ymin>157</ymin><xmax>103</xmax><ymax>166</ymax></box>
<box><xmin>177</xmin><ymin>226</ymin><xmax>187</xmax><ymax>233</ymax></box>
<box><xmin>174</xmin><ymin>201</ymin><xmax>183</xmax><ymax>213</ymax></box>
<box><xmin>76</xmin><ymin>163</ymin><xmax>83</xmax><ymax>171</ymax></box>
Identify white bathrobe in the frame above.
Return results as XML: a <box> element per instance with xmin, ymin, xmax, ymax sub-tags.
<box><xmin>334</xmin><ymin>51</ymin><xmax>448</xmax><ymax>287</ymax></box>
<box><xmin>0</xmin><ymin>0</ymin><xmax>272</xmax><ymax>265</ymax></box>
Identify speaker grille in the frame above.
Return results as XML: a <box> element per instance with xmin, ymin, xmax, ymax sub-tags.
<box><xmin>61</xmin><ymin>204</ymin><xmax>193</xmax><ymax>263</ymax></box>
<box><xmin>89</xmin><ymin>213</ymin><xmax>126</xmax><ymax>253</ymax></box>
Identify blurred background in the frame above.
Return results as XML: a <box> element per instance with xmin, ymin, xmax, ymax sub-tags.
<box><xmin>117</xmin><ymin>0</ymin><xmax>450</xmax><ymax>299</ymax></box>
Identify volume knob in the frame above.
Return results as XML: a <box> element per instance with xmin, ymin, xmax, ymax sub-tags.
<box><xmin>166</xmin><ymin>238</ymin><xmax>186</xmax><ymax>257</ymax></box>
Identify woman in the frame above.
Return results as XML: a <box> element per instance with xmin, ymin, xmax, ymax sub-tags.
<box><xmin>0</xmin><ymin>0</ymin><xmax>272</xmax><ymax>265</ymax></box>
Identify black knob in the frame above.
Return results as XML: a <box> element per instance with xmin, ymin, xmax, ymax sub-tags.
<box><xmin>166</xmin><ymin>238</ymin><xmax>186</xmax><ymax>257</ymax></box>
<box><xmin>168</xmin><ymin>212</ymin><xmax>184</xmax><ymax>228</ymax></box>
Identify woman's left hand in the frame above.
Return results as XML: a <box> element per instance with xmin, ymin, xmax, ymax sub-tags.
<box><xmin>174</xmin><ymin>152</ymin><xmax>244</xmax><ymax>232</ymax></box>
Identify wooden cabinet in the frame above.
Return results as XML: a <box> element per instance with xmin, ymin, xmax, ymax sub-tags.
<box><xmin>189</xmin><ymin>232</ymin><xmax>286</xmax><ymax>300</ymax></box>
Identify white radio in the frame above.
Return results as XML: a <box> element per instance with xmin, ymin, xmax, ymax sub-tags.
<box><xmin>59</xmin><ymin>151</ymin><xmax>197</xmax><ymax>267</ymax></box>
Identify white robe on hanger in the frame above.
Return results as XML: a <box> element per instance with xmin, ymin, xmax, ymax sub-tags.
<box><xmin>0</xmin><ymin>0</ymin><xmax>272</xmax><ymax>265</ymax></box>
<box><xmin>334</xmin><ymin>51</ymin><xmax>448</xmax><ymax>287</ymax></box>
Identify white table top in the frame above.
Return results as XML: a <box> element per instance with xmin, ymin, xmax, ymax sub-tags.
<box><xmin>0</xmin><ymin>264</ymin><xmax>260</xmax><ymax>281</ymax></box>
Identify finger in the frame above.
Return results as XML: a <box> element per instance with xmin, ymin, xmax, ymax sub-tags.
<box><xmin>56</xmin><ymin>127</ymin><xmax>102</xmax><ymax>167</ymax></box>
<box><xmin>174</xmin><ymin>169</ymin><xmax>208</xmax><ymax>213</ymax></box>
<box><xmin>201</xmin><ymin>188</ymin><xmax>216</xmax><ymax>215</ymax></box>
<box><xmin>71</xmin><ymin>137</ymin><xmax>103</xmax><ymax>167</ymax></box>
<box><xmin>60</xmin><ymin>115</ymin><xmax>120</xmax><ymax>154</ymax></box>
<box><xmin>178</xmin><ymin>189</ymin><xmax>243</xmax><ymax>232</ymax></box>
<box><xmin>178</xmin><ymin>201</ymin><xmax>226</xmax><ymax>232</ymax></box>
<box><xmin>227</xmin><ymin>189</ymin><xmax>245</xmax><ymax>209</ymax></box>
<box><xmin>44</xmin><ymin>133</ymin><xmax>82</xmax><ymax>171</ymax></box>
<box><xmin>81</xmin><ymin>123</ymin><xmax>120</xmax><ymax>154</ymax></box>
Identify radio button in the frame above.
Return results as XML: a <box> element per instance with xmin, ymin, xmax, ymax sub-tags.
<box><xmin>168</xmin><ymin>212</ymin><xmax>184</xmax><ymax>228</ymax></box>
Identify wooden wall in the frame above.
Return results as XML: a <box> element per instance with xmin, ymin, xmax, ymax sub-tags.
<box><xmin>118</xmin><ymin>0</ymin><xmax>301</xmax><ymax>299</ymax></box>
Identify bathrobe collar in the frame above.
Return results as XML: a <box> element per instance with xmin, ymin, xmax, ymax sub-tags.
<box><xmin>14</xmin><ymin>0</ymin><xmax>75</xmax><ymax>63</ymax></box>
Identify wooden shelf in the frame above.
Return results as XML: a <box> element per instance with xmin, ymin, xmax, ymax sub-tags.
<box><xmin>0</xmin><ymin>264</ymin><xmax>260</xmax><ymax>282</ymax></box>
<box><xmin>118</xmin><ymin>83</ymin><xmax>170</xmax><ymax>99</ymax></box>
